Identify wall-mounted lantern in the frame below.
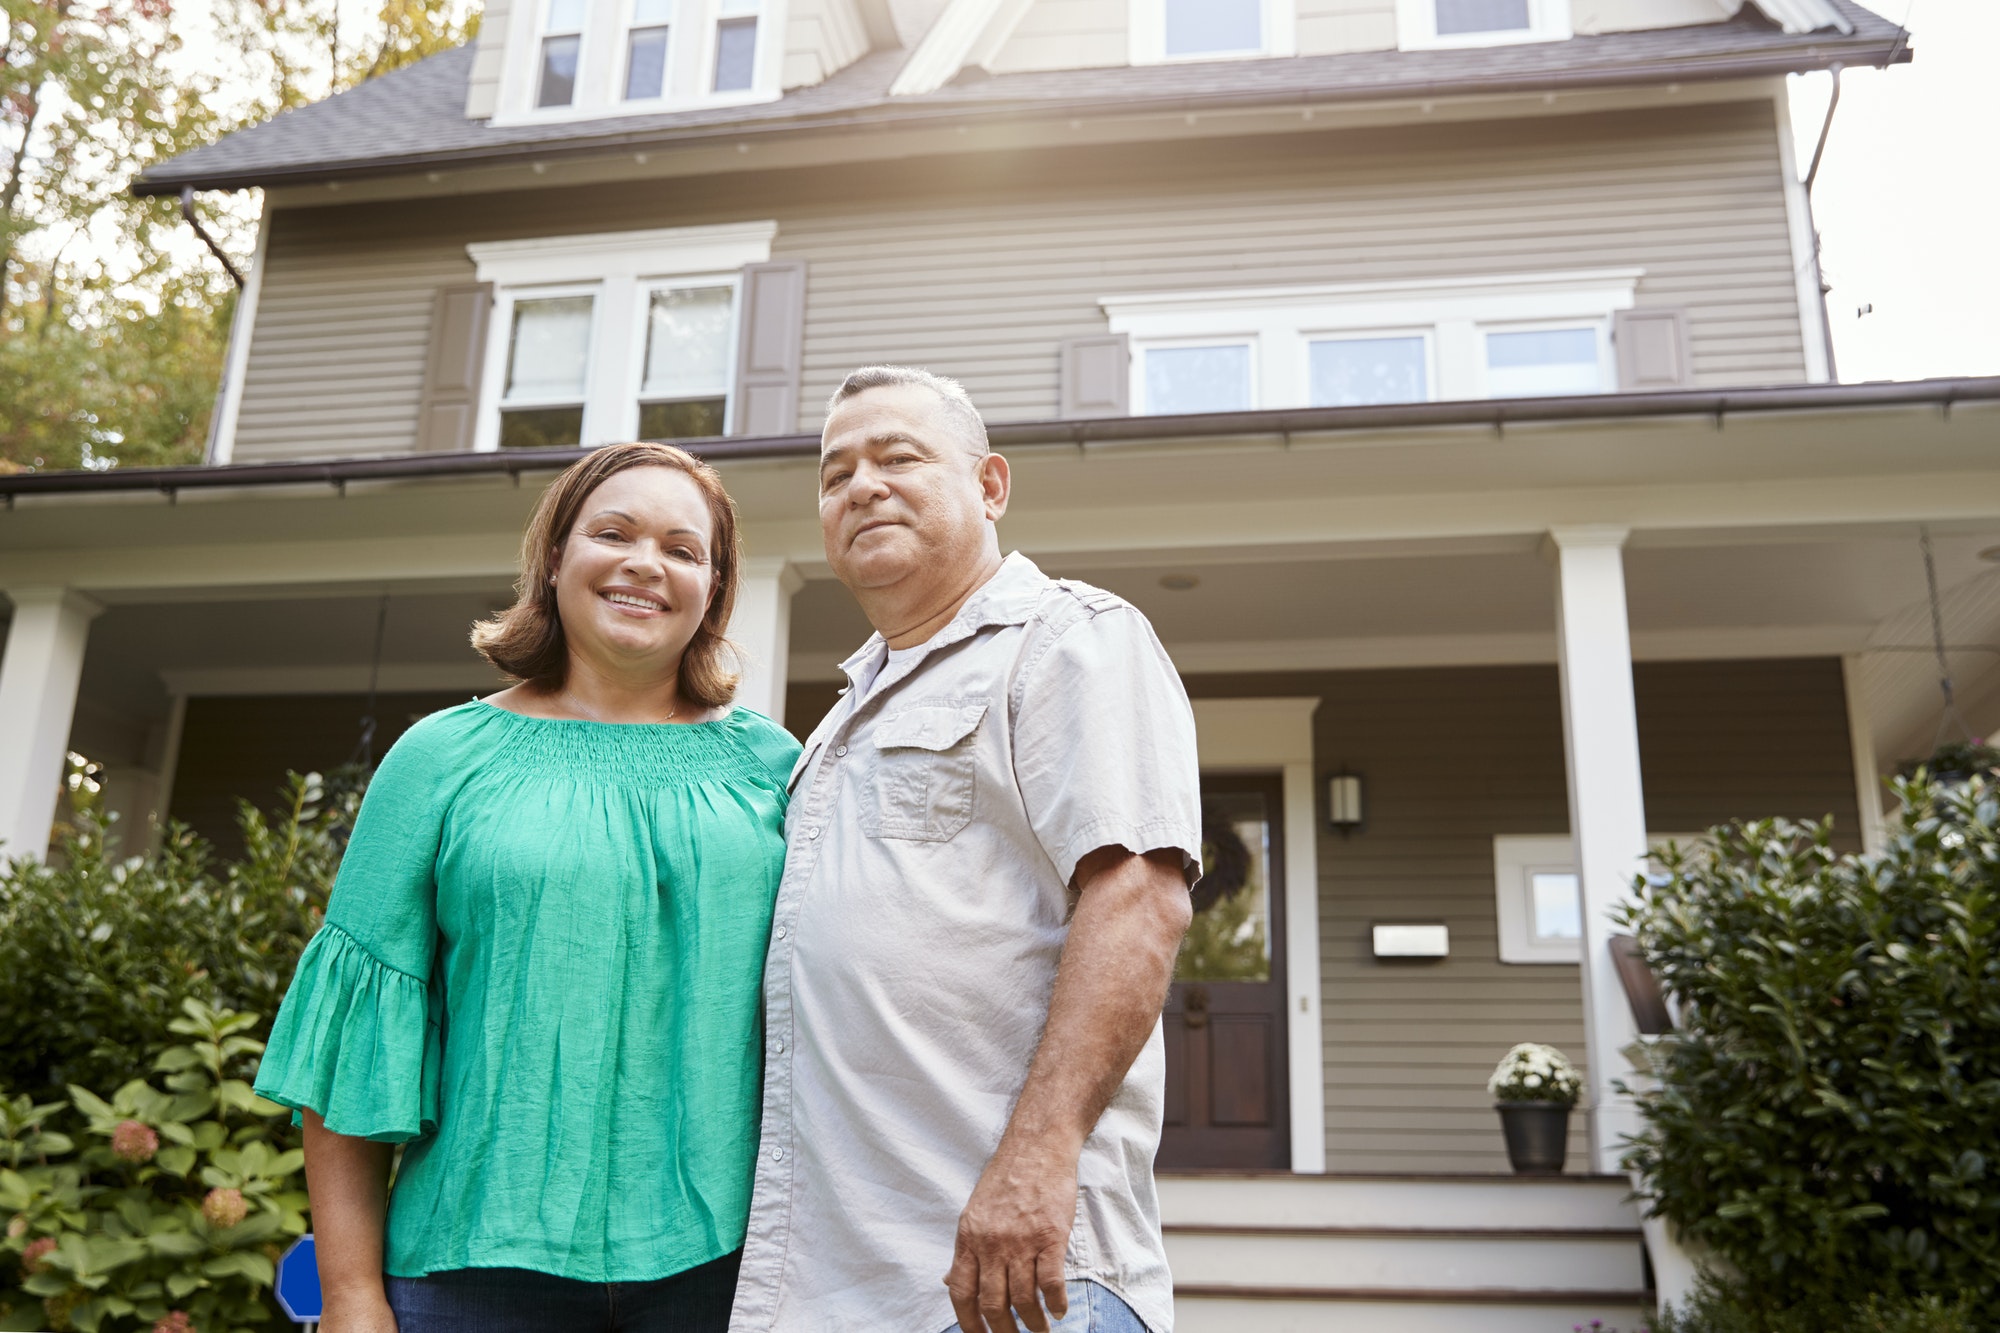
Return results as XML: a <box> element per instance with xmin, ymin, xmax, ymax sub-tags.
<box><xmin>1328</xmin><ymin>771</ymin><xmax>1365</xmax><ymax>834</ymax></box>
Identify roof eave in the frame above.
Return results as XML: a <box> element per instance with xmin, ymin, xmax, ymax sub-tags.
<box><xmin>130</xmin><ymin>36</ymin><xmax>1913</xmax><ymax>198</ymax></box>
<box><xmin>5</xmin><ymin>376</ymin><xmax>1992</xmax><ymax>500</ymax></box>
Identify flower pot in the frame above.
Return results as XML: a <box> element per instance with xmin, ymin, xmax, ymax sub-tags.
<box><xmin>1495</xmin><ymin>1100</ymin><xmax>1571</xmax><ymax>1175</ymax></box>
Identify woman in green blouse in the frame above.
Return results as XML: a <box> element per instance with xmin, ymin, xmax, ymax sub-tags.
<box><xmin>254</xmin><ymin>442</ymin><xmax>800</xmax><ymax>1333</ymax></box>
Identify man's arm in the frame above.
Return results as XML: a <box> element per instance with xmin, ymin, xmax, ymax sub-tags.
<box><xmin>944</xmin><ymin>844</ymin><xmax>1192</xmax><ymax>1333</ymax></box>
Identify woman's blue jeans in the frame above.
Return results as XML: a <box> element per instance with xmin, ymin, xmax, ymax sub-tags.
<box><xmin>384</xmin><ymin>1249</ymin><xmax>738</xmax><ymax>1333</ymax></box>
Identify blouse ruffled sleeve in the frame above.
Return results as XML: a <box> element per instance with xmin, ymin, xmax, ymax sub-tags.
<box><xmin>254</xmin><ymin>711</ymin><xmax>458</xmax><ymax>1142</ymax></box>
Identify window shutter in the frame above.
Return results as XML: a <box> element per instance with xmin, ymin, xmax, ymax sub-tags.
<box><xmin>1059</xmin><ymin>334</ymin><xmax>1129</xmax><ymax>418</ymax></box>
<box><xmin>414</xmin><ymin>283</ymin><xmax>493</xmax><ymax>452</ymax></box>
<box><xmin>732</xmin><ymin>260</ymin><xmax>807</xmax><ymax>436</ymax></box>
<box><xmin>1613</xmin><ymin>308</ymin><xmax>1693</xmax><ymax>392</ymax></box>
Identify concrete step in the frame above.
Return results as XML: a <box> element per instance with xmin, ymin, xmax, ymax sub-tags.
<box><xmin>1159</xmin><ymin>1172</ymin><xmax>1639</xmax><ymax>1232</ymax></box>
<box><xmin>1165</xmin><ymin>1224</ymin><xmax>1647</xmax><ymax>1292</ymax></box>
<box><xmin>1175</xmin><ymin>1290</ymin><xmax>1653</xmax><ymax>1333</ymax></box>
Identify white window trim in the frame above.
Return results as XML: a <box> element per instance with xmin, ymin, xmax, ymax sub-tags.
<box><xmin>1104</xmin><ymin>269</ymin><xmax>1640</xmax><ymax>412</ymax></box>
<box><xmin>492</xmin><ymin>0</ymin><xmax>785</xmax><ymax>126</ymax></box>
<box><xmin>630</xmin><ymin>271</ymin><xmax>743</xmax><ymax>427</ymax></box>
<box><xmin>1131</xmin><ymin>0</ymin><xmax>1297</xmax><ymax>65</ymax></box>
<box><xmin>1476</xmin><ymin>317</ymin><xmax>1617</xmax><ymax>402</ymax></box>
<box><xmin>1395</xmin><ymin>0</ymin><xmax>1571</xmax><ymax>51</ymax></box>
<box><xmin>1494</xmin><ymin>833</ymin><xmax>1694</xmax><ymax>965</ymax></box>
<box><xmin>467</xmin><ymin>222</ymin><xmax>776</xmax><ymax>452</ymax></box>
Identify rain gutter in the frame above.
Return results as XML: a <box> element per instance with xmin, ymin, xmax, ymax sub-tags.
<box><xmin>2</xmin><ymin>377</ymin><xmax>1993</xmax><ymax>502</ymax></box>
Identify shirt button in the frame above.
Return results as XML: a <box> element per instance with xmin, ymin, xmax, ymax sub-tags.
<box><xmin>771</xmin><ymin>1148</ymin><xmax>784</xmax><ymax>1162</ymax></box>
<box><xmin>775</xmin><ymin>926</ymin><xmax>788</xmax><ymax>940</ymax></box>
<box><xmin>774</xmin><ymin>1040</ymin><xmax>785</xmax><ymax>1053</ymax></box>
<box><xmin>806</xmin><ymin>827</ymin><xmax>821</xmax><ymax>840</ymax></box>
<box><xmin>834</xmin><ymin>745</ymin><xmax>848</xmax><ymax>757</ymax></box>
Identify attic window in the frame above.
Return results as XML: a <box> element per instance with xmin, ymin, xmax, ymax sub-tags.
<box><xmin>1435</xmin><ymin>0</ymin><xmax>1528</xmax><ymax>35</ymax></box>
<box><xmin>624</xmin><ymin>0</ymin><xmax>673</xmax><ymax>100</ymax></box>
<box><xmin>1133</xmin><ymin>0</ymin><xmax>1296</xmax><ymax>64</ymax></box>
<box><xmin>537</xmin><ymin>0</ymin><xmax>586</xmax><ymax>108</ymax></box>
<box><xmin>713</xmin><ymin>0</ymin><xmax>761</xmax><ymax>92</ymax></box>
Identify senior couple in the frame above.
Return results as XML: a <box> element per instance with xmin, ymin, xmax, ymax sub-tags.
<box><xmin>254</xmin><ymin>366</ymin><xmax>1202</xmax><ymax>1333</ymax></box>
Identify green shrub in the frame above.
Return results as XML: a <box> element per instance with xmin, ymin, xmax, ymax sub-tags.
<box><xmin>1655</xmin><ymin>1273</ymin><xmax>1983</xmax><ymax>1333</ymax></box>
<box><xmin>0</xmin><ymin>1000</ymin><xmax>307</xmax><ymax>1333</ymax></box>
<box><xmin>1620</xmin><ymin>775</ymin><xmax>2000</xmax><ymax>1323</ymax></box>
<box><xmin>0</xmin><ymin>775</ymin><xmax>353</xmax><ymax>1102</ymax></box>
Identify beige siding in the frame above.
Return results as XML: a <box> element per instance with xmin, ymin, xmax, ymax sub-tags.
<box><xmin>235</xmin><ymin>101</ymin><xmax>1807</xmax><ymax>462</ymax></box>
<box><xmin>1296</xmin><ymin>0</ymin><xmax>1397</xmax><ymax>56</ymax></box>
<box><xmin>1574</xmin><ymin>0</ymin><xmax>1735</xmax><ymax>36</ymax></box>
<box><xmin>986</xmin><ymin>0</ymin><xmax>1128</xmax><ymax>74</ymax></box>
<box><xmin>465</xmin><ymin>0</ymin><xmax>511</xmax><ymax>120</ymax></box>
<box><xmin>784</xmin><ymin>0</ymin><xmax>873</xmax><ymax>88</ymax></box>
<box><xmin>1185</xmin><ymin>658</ymin><xmax>1862</xmax><ymax>1173</ymax></box>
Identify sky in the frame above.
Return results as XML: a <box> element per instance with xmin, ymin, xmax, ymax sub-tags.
<box><xmin>1787</xmin><ymin>0</ymin><xmax>2000</xmax><ymax>382</ymax></box>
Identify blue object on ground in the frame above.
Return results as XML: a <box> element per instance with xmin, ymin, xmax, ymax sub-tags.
<box><xmin>275</xmin><ymin>1235</ymin><xmax>323</xmax><ymax>1322</ymax></box>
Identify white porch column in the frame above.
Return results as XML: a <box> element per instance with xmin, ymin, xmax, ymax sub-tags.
<box><xmin>0</xmin><ymin>588</ymin><xmax>103</xmax><ymax>866</ymax></box>
<box><xmin>731</xmin><ymin>558</ymin><xmax>803</xmax><ymax>726</ymax></box>
<box><xmin>1549</xmin><ymin>528</ymin><xmax>1699</xmax><ymax>1309</ymax></box>
<box><xmin>1842</xmin><ymin>654</ymin><xmax>1888</xmax><ymax>856</ymax></box>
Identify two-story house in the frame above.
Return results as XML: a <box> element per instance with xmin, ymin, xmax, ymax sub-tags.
<box><xmin>4</xmin><ymin>0</ymin><xmax>1996</xmax><ymax>1323</ymax></box>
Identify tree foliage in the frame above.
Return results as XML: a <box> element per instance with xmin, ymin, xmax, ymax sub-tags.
<box><xmin>1621</xmin><ymin>777</ymin><xmax>2000</xmax><ymax>1326</ymax></box>
<box><xmin>0</xmin><ymin>0</ymin><xmax>479</xmax><ymax>473</ymax></box>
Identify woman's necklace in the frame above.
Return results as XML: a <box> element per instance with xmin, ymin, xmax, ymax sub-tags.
<box><xmin>557</xmin><ymin>691</ymin><xmax>680</xmax><ymax>724</ymax></box>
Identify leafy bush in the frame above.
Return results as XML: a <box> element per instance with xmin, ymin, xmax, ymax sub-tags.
<box><xmin>1655</xmin><ymin>1273</ymin><xmax>1982</xmax><ymax>1333</ymax></box>
<box><xmin>0</xmin><ymin>775</ymin><xmax>353</xmax><ymax>1102</ymax></box>
<box><xmin>0</xmin><ymin>1000</ymin><xmax>307</xmax><ymax>1333</ymax></box>
<box><xmin>1620</xmin><ymin>775</ymin><xmax>2000</xmax><ymax>1324</ymax></box>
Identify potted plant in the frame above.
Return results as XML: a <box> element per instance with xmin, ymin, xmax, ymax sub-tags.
<box><xmin>1896</xmin><ymin>739</ymin><xmax>2000</xmax><ymax>786</ymax></box>
<box><xmin>1488</xmin><ymin>1042</ymin><xmax>1582</xmax><ymax>1175</ymax></box>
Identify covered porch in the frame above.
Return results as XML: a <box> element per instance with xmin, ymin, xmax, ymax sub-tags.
<box><xmin>5</xmin><ymin>379</ymin><xmax>1999</xmax><ymax>1319</ymax></box>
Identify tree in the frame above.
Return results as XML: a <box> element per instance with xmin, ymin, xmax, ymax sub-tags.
<box><xmin>0</xmin><ymin>0</ymin><xmax>478</xmax><ymax>474</ymax></box>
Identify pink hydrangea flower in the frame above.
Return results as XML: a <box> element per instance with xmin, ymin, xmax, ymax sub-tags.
<box><xmin>111</xmin><ymin>1120</ymin><xmax>160</xmax><ymax>1164</ymax></box>
<box><xmin>19</xmin><ymin>1236</ymin><xmax>55</xmax><ymax>1274</ymax></box>
<box><xmin>152</xmin><ymin>1312</ymin><xmax>195</xmax><ymax>1333</ymax></box>
<box><xmin>200</xmin><ymin>1188</ymin><xmax>247</xmax><ymax>1229</ymax></box>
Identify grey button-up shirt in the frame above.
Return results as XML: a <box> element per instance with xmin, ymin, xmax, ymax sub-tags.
<box><xmin>730</xmin><ymin>554</ymin><xmax>1201</xmax><ymax>1333</ymax></box>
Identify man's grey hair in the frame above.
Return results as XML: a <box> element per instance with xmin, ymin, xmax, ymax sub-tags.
<box><xmin>825</xmin><ymin>365</ymin><xmax>989</xmax><ymax>456</ymax></box>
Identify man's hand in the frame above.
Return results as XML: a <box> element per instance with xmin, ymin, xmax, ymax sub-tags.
<box><xmin>944</xmin><ymin>1140</ymin><xmax>1078</xmax><ymax>1333</ymax></box>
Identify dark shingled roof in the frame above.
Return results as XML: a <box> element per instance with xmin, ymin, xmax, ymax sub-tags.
<box><xmin>135</xmin><ymin>0</ymin><xmax>1906</xmax><ymax>195</ymax></box>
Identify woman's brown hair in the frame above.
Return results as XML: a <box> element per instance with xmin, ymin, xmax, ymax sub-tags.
<box><xmin>471</xmin><ymin>443</ymin><xmax>743</xmax><ymax>707</ymax></box>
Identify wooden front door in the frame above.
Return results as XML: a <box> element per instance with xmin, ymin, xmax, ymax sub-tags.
<box><xmin>1159</xmin><ymin>773</ymin><xmax>1291</xmax><ymax>1170</ymax></box>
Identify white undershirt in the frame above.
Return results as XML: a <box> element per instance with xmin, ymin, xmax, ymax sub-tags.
<box><xmin>852</xmin><ymin>643</ymin><xmax>922</xmax><ymax>709</ymax></box>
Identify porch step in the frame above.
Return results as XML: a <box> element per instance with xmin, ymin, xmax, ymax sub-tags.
<box><xmin>1160</xmin><ymin>1174</ymin><xmax>1652</xmax><ymax>1331</ymax></box>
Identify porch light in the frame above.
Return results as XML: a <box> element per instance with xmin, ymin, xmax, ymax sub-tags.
<box><xmin>1327</xmin><ymin>771</ymin><xmax>1365</xmax><ymax>833</ymax></box>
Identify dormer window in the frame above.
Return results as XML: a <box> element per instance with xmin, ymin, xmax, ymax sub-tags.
<box><xmin>493</xmin><ymin>0</ymin><xmax>781</xmax><ymax>124</ymax></box>
<box><xmin>1396</xmin><ymin>0</ymin><xmax>1569</xmax><ymax>49</ymax></box>
<box><xmin>1132</xmin><ymin>0</ymin><xmax>1295</xmax><ymax>63</ymax></box>
<box><xmin>538</xmin><ymin>0</ymin><xmax>587</xmax><ymax>107</ymax></box>
<box><xmin>623</xmin><ymin>0</ymin><xmax>673</xmax><ymax>100</ymax></box>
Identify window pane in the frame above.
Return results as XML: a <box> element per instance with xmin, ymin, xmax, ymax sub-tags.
<box><xmin>506</xmin><ymin>296</ymin><xmax>593</xmax><ymax>400</ymax></box>
<box><xmin>1145</xmin><ymin>344</ymin><xmax>1250</xmax><ymax>415</ymax></box>
<box><xmin>546</xmin><ymin>0</ymin><xmax>588</xmax><ymax>31</ymax></box>
<box><xmin>643</xmin><ymin>286</ymin><xmax>734</xmax><ymax>398</ymax></box>
<box><xmin>719</xmin><ymin>0</ymin><xmax>761</xmax><ymax>15</ymax></box>
<box><xmin>1309</xmin><ymin>336</ymin><xmax>1428</xmax><ymax>407</ymax></box>
<box><xmin>639</xmin><ymin>398</ymin><xmax>728</xmax><ymax>440</ymax></box>
<box><xmin>537</xmin><ymin>35</ymin><xmax>580</xmax><ymax>107</ymax></box>
<box><xmin>1485</xmin><ymin>327</ymin><xmax>1601</xmax><ymax>398</ymax></box>
<box><xmin>713</xmin><ymin>17</ymin><xmax>757</xmax><ymax>91</ymax></box>
<box><xmin>1163</xmin><ymin>0</ymin><xmax>1262</xmax><ymax>55</ymax></box>
<box><xmin>1530</xmin><ymin>872</ymin><xmax>1582</xmax><ymax>942</ymax></box>
<box><xmin>1435</xmin><ymin>0</ymin><xmax>1530</xmax><ymax>34</ymax></box>
<box><xmin>626</xmin><ymin>25</ymin><xmax>669</xmax><ymax>99</ymax></box>
<box><xmin>500</xmin><ymin>406</ymin><xmax>584</xmax><ymax>450</ymax></box>
<box><xmin>632</xmin><ymin>0</ymin><xmax>674</xmax><ymax>22</ymax></box>
<box><xmin>1178</xmin><ymin>789</ymin><xmax>1273</xmax><ymax>982</ymax></box>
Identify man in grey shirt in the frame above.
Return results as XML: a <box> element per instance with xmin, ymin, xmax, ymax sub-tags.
<box><xmin>730</xmin><ymin>366</ymin><xmax>1202</xmax><ymax>1333</ymax></box>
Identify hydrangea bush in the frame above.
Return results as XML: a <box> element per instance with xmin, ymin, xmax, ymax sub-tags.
<box><xmin>1487</xmin><ymin>1042</ymin><xmax>1584</xmax><ymax>1105</ymax></box>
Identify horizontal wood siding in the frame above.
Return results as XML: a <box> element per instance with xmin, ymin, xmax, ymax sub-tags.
<box><xmin>234</xmin><ymin>101</ymin><xmax>1805</xmax><ymax>462</ymax></box>
<box><xmin>1185</xmin><ymin>657</ymin><xmax>1861</xmax><ymax>1174</ymax></box>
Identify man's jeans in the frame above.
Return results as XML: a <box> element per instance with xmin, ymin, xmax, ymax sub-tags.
<box><xmin>940</xmin><ymin>1280</ymin><xmax>1152</xmax><ymax>1333</ymax></box>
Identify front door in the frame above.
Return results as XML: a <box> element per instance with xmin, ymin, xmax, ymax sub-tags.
<box><xmin>1159</xmin><ymin>773</ymin><xmax>1291</xmax><ymax>1169</ymax></box>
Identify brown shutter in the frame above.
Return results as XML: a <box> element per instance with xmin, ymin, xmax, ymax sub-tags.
<box><xmin>1059</xmin><ymin>333</ymin><xmax>1129</xmax><ymax>418</ymax></box>
<box><xmin>414</xmin><ymin>283</ymin><xmax>493</xmax><ymax>452</ymax></box>
<box><xmin>732</xmin><ymin>260</ymin><xmax>807</xmax><ymax>436</ymax></box>
<box><xmin>1613</xmin><ymin>308</ymin><xmax>1693</xmax><ymax>392</ymax></box>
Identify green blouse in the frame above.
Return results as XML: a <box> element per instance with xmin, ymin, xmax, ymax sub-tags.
<box><xmin>254</xmin><ymin>700</ymin><xmax>800</xmax><ymax>1282</ymax></box>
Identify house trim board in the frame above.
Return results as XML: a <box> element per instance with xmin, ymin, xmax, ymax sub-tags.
<box><xmin>1841</xmin><ymin>652</ymin><xmax>1887</xmax><ymax>854</ymax></box>
<box><xmin>1771</xmin><ymin>78</ymin><xmax>1833</xmax><ymax>383</ymax></box>
<box><xmin>1188</xmin><ymin>697</ymin><xmax>1327</xmax><ymax>1174</ymax></box>
<box><xmin>204</xmin><ymin>196</ymin><xmax>272</xmax><ymax>466</ymax></box>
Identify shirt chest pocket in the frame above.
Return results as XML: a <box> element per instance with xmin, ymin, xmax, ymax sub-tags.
<box><xmin>862</xmin><ymin>701</ymin><xmax>988</xmax><ymax>842</ymax></box>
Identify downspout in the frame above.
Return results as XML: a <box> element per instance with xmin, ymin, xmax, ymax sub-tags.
<box><xmin>178</xmin><ymin>187</ymin><xmax>244</xmax><ymax>288</ymax></box>
<box><xmin>1801</xmin><ymin>64</ymin><xmax>1842</xmax><ymax>382</ymax></box>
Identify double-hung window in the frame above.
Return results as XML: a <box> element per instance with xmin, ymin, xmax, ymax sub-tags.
<box><xmin>468</xmin><ymin>223</ymin><xmax>777</xmax><ymax>452</ymax></box>
<box><xmin>1133</xmin><ymin>0</ymin><xmax>1295</xmax><ymax>63</ymax></box>
<box><xmin>1104</xmin><ymin>269</ymin><xmax>1637</xmax><ymax>415</ymax></box>
<box><xmin>1396</xmin><ymin>0</ymin><xmax>1569</xmax><ymax>49</ymax></box>
<box><xmin>498</xmin><ymin>0</ymin><xmax>779</xmax><ymax>121</ymax></box>
<box><xmin>623</xmin><ymin>0</ymin><xmax>673</xmax><ymax>100</ymax></box>
<box><xmin>711</xmin><ymin>0</ymin><xmax>762</xmax><ymax>91</ymax></box>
